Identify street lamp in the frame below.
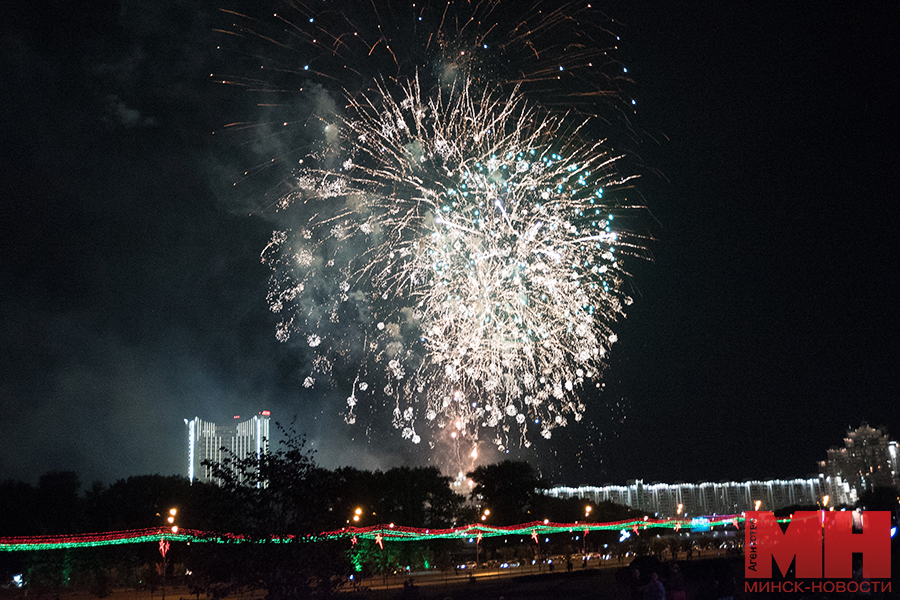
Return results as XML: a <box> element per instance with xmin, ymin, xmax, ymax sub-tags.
<box><xmin>159</xmin><ymin>508</ymin><xmax>177</xmax><ymax>600</ymax></box>
<box><xmin>582</xmin><ymin>506</ymin><xmax>592</xmax><ymax>557</ymax></box>
<box><xmin>476</xmin><ymin>509</ymin><xmax>490</xmax><ymax>567</ymax></box>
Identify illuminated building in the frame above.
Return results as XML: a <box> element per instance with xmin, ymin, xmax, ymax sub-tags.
<box><xmin>184</xmin><ymin>411</ymin><xmax>271</xmax><ymax>484</ymax></box>
<box><xmin>549</xmin><ymin>425</ymin><xmax>899</xmax><ymax>516</ymax></box>
<box><xmin>818</xmin><ymin>423</ymin><xmax>899</xmax><ymax>504</ymax></box>
<box><xmin>546</xmin><ymin>478</ymin><xmax>824</xmax><ymax>517</ymax></box>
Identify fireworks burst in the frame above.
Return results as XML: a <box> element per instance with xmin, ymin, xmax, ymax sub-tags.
<box><xmin>220</xmin><ymin>1</ymin><xmax>647</xmax><ymax>456</ymax></box>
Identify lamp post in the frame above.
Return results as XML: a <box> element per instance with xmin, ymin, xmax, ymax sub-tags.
<box><xmin>477</xmin><ymin>509</ymin><xmax>489</xmax><ymax>567</ymax></box>
<box><xmin>346</xmin><ymin>508</ymin><xmax>364</xmax><ymax>586</ymax></box>
<box><xmin>159</xmin><ymin>508</ymin><xmax>177</xmax><ymax>600</ymax></box>
<box><xmin>583</xmin><ymin>505</ymin><xmax>591</xmax><ymax>557</ymax></box>
<box><xmin>377</xmin><ymin>523</ymin><xmax>394</xmax><ymax>588</ymax></box>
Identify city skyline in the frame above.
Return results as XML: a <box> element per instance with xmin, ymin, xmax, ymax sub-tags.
<box><xmin>180</xmin><ymin>415</ymin><xmax>900</xmax><ymax>503</ymax></box>
<box><xmin>2</xmin><ymin>1</ymin><xmax>897</xmax><ymax>487</ymax></box>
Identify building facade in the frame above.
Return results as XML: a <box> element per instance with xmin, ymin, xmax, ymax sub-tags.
<box><xmin>185</xmin><ymin>411</ymin><xmax>271</xmax><ymax>484</ymax></box>
<box><xmin>818</xmin><ymin>423</ymin><xmax>899</xmax><ymax>504</ymax></box>
<box><xmin>548</xmin><ymin>425</ymin><xmax>899</xmax><ymax>516</ymax></box>
<box><xmin>546</xmin><ymin>477</ymin><xmax>825</xmax><ymax>518</ymax></box>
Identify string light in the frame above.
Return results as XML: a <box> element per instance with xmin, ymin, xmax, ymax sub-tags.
<box><xmin>0</xmin><ymin>515</ymin><xmax>771</xmax><ymax>552</ymax></box>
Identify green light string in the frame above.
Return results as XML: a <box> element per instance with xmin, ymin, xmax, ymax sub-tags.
<box><xmin>1</xmin><ymin>516</ymin><xmax>765</xmax><ymax>552</ymax></box>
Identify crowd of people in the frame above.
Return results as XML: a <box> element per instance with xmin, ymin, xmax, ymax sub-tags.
<box><xmin>629</xmin><ymin>562</ymin><xmax>735</xmax><ymax>600</ymax></box>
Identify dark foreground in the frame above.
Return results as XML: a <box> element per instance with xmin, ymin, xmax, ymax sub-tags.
<box><xmin>345</xmin><ymin>557</ymin><xmax>748</xmax><ymax>600</ymax></box>
<box><xmin>0</xmin><ymin>558</ymin><xmax>743</xmax><ymax>600</ymax></box>
<box><xmin>352</xmin><ymin>568</ymin><xmax>622</xmax><ymax>600</ymax></box>
<box><xmin>6</xmin><ymin>555</ymin><xmax>897</xmax><ymax>600</ymax></box>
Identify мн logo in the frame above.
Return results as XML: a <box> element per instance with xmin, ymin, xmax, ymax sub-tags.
<box><xmin>746</xmin><ymin>510</ymin><xmax>890</xmax><ymax>581</ymax></box>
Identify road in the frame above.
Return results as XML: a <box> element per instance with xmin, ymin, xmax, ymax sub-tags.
<box><xmin>355</xmin><ymin>555</ymin><xmax>623</xmax><ymax>591</ymax></box>
<box><xmin>354</xmin><ymin>549</ymin><xmax>735</xmax><ymax>592</ymax></box>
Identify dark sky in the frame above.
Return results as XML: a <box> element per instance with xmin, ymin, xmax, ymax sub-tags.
<box><xmin>2</xmin><ymin>1</ymin><xmax>897</xmax><ymax>489</ymax></box>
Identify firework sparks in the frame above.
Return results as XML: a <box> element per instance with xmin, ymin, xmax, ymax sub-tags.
<box><xmin>262</xmin><ymin>77</ymin><xmax>642</xmax><ymax>451</ymax></box>
<box><xmin>224</xmin><ymin>1</ymin><xmax>645</xmax><ymax>455</ymax></box>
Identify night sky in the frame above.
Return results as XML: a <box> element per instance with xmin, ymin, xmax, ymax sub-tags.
<box><xmin>2</xmin><ymin>1</ymin><xmax>897</xmax><ymax>489</ymax></box>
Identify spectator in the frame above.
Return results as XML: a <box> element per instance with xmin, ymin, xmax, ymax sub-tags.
<box><xmin>667</xmin><ymin>563</ymin><xmax>686</xmax><ymax>600</ymax></box>
<box><xmin>629</xmin><ymin>568</ymin><xmax>643</xmax><ymax>600</ymax></box>
<box><xmin>643</xmin><ymin>571</ymin><xmax>666</xmax><ymax>600</ymax></box>
<box><xmin>715</xmin><ymin>564</ymin><xmax>735</xmax><ymax>600</ymax></box>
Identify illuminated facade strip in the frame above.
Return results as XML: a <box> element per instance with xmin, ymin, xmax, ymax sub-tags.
<box><xmin>546</xmin><ymin>477</ymin><xmax>830</xmax><ymax>517</ymax></box>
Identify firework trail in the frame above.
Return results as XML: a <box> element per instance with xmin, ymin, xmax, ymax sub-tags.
<box><xmin>219</xmin><ymin>0</ymin><xmax>646</xmax><ymax>459</ymax></box>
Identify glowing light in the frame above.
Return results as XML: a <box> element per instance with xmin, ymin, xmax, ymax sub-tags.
<box><xmin>2</xmin><ymin>515</ymin><xmax>765</xmax><ymax>552</ymax></box>
<box><xmin>264</xmin><ymin>79</ymin><xmax>640</xmax><ymax>451</ymax></box>
<box><xmin>229</xmin><ymin>0</ymin><xmax>644</xmax><ymax>454</ymax></box>
<box><xmin>185</xmin><ymin>419</ymin><xmax>195</xmax><ymax>482</ymax></box>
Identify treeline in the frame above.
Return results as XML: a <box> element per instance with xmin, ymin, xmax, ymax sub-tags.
<box><xmin>0</xmin><ymin>425</ymin><xmax>640</xmax><ymax>598</ymax></box>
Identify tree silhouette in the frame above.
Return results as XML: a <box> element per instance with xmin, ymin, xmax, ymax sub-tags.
<box><xmin>466</xmin><ymin>461</ymin><xmax>545</xmax><ymax>525</ymax></box>
<box><xmin>198</xmin><ymin>421</ymin><xmax>349</xmax><ymax>600</ymax></box>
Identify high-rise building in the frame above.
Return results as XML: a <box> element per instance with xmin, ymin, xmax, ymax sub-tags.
<box><xmin>185</xmin><ymin>411</ymin><xmax>271</xmax><ymax>484</ymax></box>
<box><xmin>818</xmin><ymin>423</ymin><xmax>899</xmax><ymax>504</ymax></box>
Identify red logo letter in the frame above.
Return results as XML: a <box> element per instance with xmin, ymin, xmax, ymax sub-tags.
<box><xmin>746</xmin><ymin>511</ymin><xmax>822</xmax><ymax>578</ymax></box>
<box><xmin>824</xmin><ymin>511</ymin><xmax>891</xmax><ymax>578</ymax></box>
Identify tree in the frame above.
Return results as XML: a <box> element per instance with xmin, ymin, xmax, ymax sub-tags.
<box><xmin>0</xmin><ymin>479</ymin><xmax>39</xmax><ymax>536</ymax></box>
<box><xmin>467</xmin><ymin>461</ymin><xmax>545</xmax><ymax>525</ymax></box>
<box><xmin>82</xmin><ymin>474</ymin><xmax>203</xmax><ymax>531</ymax></box>
<box><xmin>36</xmin><ymin>471</ymin><xmax>82</xmax><ymax>534</ymax></box>
<box><xmin>857</xmin><ymin>486</ymin><xmax>900</xmax><ymax>514</ymax></box>
<box><xmin>198</xmin><ymin>421</ymin><xmax>350</xmax><ymax>600</ymax></box>
<box><xmin>375</xmin><ymin>467</ymin><xmax>464</xmax><ymax>528</ymax></box>
<box><xmin>325</xmin><ymin>465</ymin><xmax>464</xmax><ymax>530</ymax></box>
